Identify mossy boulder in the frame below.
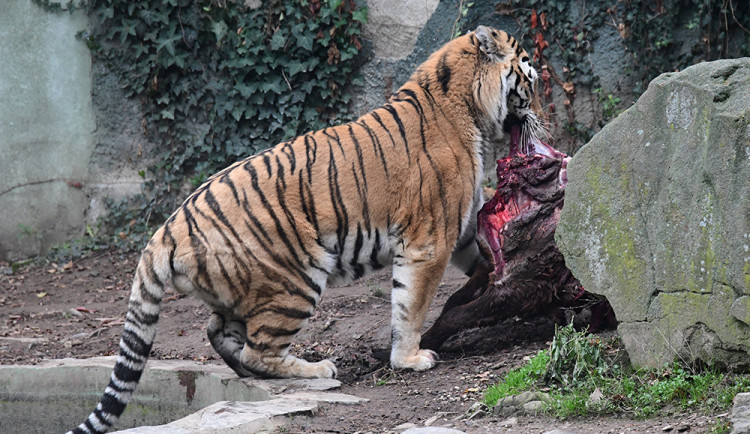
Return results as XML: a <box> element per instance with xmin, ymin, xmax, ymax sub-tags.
<box><xmin>556</xmin><ymin>58</ymin><xmax>750</xmax><ymax>370</ymax></box>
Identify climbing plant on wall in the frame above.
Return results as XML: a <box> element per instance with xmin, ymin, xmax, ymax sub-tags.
<box><xmin>35</xmin><ymin>0</ymin><xmax>367</xmax><ymax>248</ymax></box>
<box><xmin>501</xmin><ymin>0</ymin><xmax>750</xmax><ymax>148</ymax></box>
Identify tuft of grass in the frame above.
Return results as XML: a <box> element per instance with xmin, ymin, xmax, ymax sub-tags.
<box><xmin>484</xmin><ymin>350</ymin><xmax>549</xmax><ymax>407</ymax></box>
<box><xmin>482</xmin><ymin>323</ymin><xmax>750</xmax><ymax>420</ymax></box>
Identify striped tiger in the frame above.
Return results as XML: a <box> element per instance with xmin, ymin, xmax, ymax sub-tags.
<box><xmin>69</xmin><ymin>25</ymin><xmax>543</xmax><ymax>433</ymax></box>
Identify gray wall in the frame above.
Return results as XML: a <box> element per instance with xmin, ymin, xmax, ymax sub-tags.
<box><xmin>0</xmin><ymin>1</ymin><xmax>151</xmax><ymax>260</ymax></box>
<box><xmin>0</xmin><ymin>1</ymin><xmax>94</xmax><ymax>259</ymax></box>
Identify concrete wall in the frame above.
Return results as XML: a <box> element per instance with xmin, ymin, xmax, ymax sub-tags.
<box><xmin>0</xmin><ymin>0</ymin><xmax>94</xmax><ymax>260</ymax></box>
<box><xmin>0</xmin><ymin>1</ymin><xmax>152</xmax><ymax>261</ymax></box>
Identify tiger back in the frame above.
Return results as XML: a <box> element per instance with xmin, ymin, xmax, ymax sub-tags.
<box><xmin>69</xmin><ymin>25</ymin><xmax>543</xmax><ymax>434</ymax></box>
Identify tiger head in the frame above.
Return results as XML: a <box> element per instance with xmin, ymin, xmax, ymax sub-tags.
<box><xmin>411</xmin><ymin>26</ymin><xmax>546</xmax><ymax>154</ymax></box>
<box><xmin>471</xmin><ymin>25</ymin><xmax>546</xmax><ymax>153</ymax></box>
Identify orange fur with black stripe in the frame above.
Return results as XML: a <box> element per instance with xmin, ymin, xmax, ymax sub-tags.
<box><xmin>70</xmin><ymin>26</ymin><xmax>543</xmax><ymax>434</ymax></box>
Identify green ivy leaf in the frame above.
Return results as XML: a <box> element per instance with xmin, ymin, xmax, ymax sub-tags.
<box><xmin>160</xmin><ymin>107</ymin><xmax>175</xmax><ymax>120</ymax></box>
<box><xmin>352</xmin><ymin>7</ymin><xmax>368</xmax><ymax>23</ymax></box>
<box><xmin>327</xmin><ymin>0</ymin><xmax>343</xmax><ymax>12</ymax></box>
<box><xmin>271</xmin><ymin>31</ymin><xmax>286</xmax><ymax>50</ymax></box>
<box><xmin>210</xmin><ymin>19</ymin><xmax>228</xmax><ymax>43</ymax></box>
<box><xmin>296</xmin><ymin>33</ymin><xmax>313</xmax><ymax>51</ymax></box>
<box><xmin>289</xmin><ymin>61</ymin><xmax>306</xmax><ymax>77</ymax></box>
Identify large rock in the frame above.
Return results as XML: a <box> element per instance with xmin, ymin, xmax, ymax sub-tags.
<box><xmin>556</xmin><ymin>58</ymin><xmax>750</xmax><ymax>370</ymax></box>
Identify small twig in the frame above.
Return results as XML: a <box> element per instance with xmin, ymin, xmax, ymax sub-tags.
<box><xmin>281</xmin><ymin>69</ymin><xmax>292</xmax><ymax>91</ymax></box>
<box><xmin>728</xmin><ymin>0</ymin><xmax>750</xmax><ymax>35</ymax></box>
<box><xmin>451</xmin><ymin>0</ymin><xmax>466</xmax><ymax>39</ymax></box>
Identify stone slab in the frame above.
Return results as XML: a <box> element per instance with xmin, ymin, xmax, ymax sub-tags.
<box><xmin>113</xmin><ymin>399</ymin><xmax>318</xmax><ymax>434</ymax></box>
<box><xmin>0</xmin><ymin>357</ymin><xmax>365</xmax><ymax>433</ymax></box>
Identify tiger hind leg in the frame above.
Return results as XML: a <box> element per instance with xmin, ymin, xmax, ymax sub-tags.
<box><xmin>207</xmin><ymin>312</ymin><xmax>254</xmax><ymax>377</ymax></box>
<box><xmin>210</xmin><ymin>310</ymin><xmax>335</xmax><ymax>378</ymax></box>
<box><xmin>238</xmin><ymin>344</ymin><xmax>337</xmax><ymax>379</ymax></box>
<box><xmin>237</xmin><ymin>307</ymin><xmax>336</xmax><ymax>379</ymax></box>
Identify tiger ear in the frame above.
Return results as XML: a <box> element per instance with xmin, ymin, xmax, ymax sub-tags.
<box><xmin>475</xmin><ymin>26</ymin><xmax>504</xmax><ymax>63</ymax></box>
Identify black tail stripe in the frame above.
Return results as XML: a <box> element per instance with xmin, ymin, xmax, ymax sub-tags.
<box><xmin>92</xmin><ymin>407</ymin><xmax>115</xmax><ymax>428</ymax></box>
<box><xmin>117</xmin><ymin>340</ymin><xmax>148</xmax><ymax>366</ymax></box>
<box><xmin>135</xmin><ymin>272</ymin><xmax>161</xmax><ymax>305</ymax></box>
<box><xmin>99</xmin><ymin>392</ymin><xmax>127</xmax><ymax>416</ymax></box>
<box><xmin>82</xmin><ymin>418</ymin><xmax>98</xmax><ymax>433</ymax></box>
<box><xmin>113</xmin><ymin>359</ymin><xmax>148</xmax><ymax>384</ymax></box>
<box><xmin>121</xmin><ymin>328</ymin><xmax>151</xmax><ymax>356</ymax></box>
<box><xmin>126</xmin><ymin>307</ymin><xmax>158</xmax><ymax>327</ymax></box>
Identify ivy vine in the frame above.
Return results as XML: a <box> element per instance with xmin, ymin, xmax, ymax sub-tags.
<box><xmin>35</xmin><ymin>0</ymin><xmax>367</xmax><ymax>250</ymax></box>
<box><xmin>502</xmin><ymin>0</ymin><xmax>750</xmax><ymax>150</ymax></box>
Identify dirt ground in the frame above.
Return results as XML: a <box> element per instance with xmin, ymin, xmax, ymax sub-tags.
<box><xmin>0</xmin><ymin>249</ymin><xmax>728</xmax><ymax>433</ymax></box>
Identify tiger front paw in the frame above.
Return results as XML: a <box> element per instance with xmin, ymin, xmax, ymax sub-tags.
<box><xmin>309</xmin><ymin>359</ymin><xmax>337</xmax><ymax>378</ymax></box>
<box><xmin>391</xmin><ymin>349</ymin><xmax>438</xmax><ymax>371</ymax></box>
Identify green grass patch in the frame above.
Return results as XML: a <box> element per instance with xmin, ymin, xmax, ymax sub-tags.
<box><xmin>484</xmin><ymin>350</ymin><xmax>549</xmax><ymax>406</ymax></box>
<box><xmin>483</xmin><ymin>323</ymin><xmax>750</xmax><ymax>420</ymax></box>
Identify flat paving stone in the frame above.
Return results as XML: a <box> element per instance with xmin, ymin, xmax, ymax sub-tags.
<box><xmin>113</xmin><ymin>399</ymin><xmax>318</xmax><ymax>433</ymax></box>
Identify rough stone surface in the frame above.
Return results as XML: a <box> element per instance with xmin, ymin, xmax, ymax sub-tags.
<box><xmin>556</xmin><ymin>58</ymin><xmax>750</xmax><ymax>369</ymax></box>
<box><xmin>401</xmin><ymin>428</ymin><xmax>466</xmax><ymax>434</ymax></box>
<box><xmin>363</xmin><ymin>0</ymin><xmax>439</xmax><ymax>60</ymax></box>
<box><xmin>491</xmin><ymin>391</ymin><xmax>552</xmax><ymax>417</ymax></box>
<box><xmin>731</xmin><ymin>392</ymin><xmax>750</xmax><ymax>434</ymax></box>
<box><xmin>86</xmin><ymin>61</ymin><xmax>157</xmax><ymax>225</ymax></box>
<box><xmin>113</xmin><ymin>400</ymin><xmax>318</xmax><ymax>434</ymax></box>
<box><xmin>0</xmin><ymin>0</ymin><xmax>94</xmax><ymax>260</ymax></box>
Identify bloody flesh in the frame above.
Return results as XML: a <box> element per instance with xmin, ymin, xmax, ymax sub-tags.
<box><xmin>421</xmin><ymin>130</ymin><xmax>614</xmax><ymax>351</ymax></box>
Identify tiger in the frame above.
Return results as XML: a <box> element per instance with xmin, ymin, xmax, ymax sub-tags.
<box><xmin>69</xmin><ymin>25</ymin><xmax>543</xmax><ymax>434</ymax></box>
